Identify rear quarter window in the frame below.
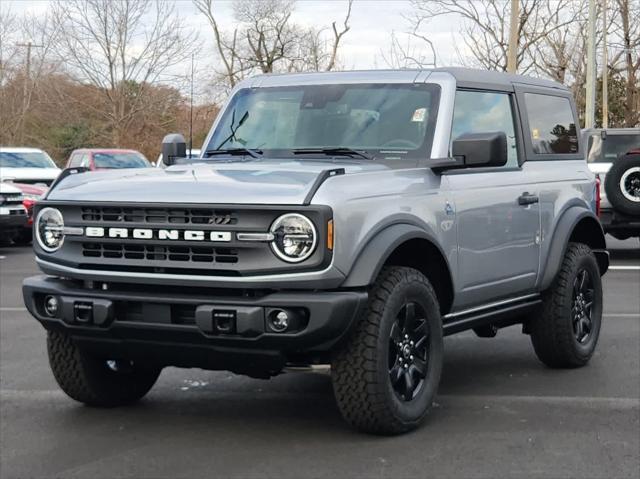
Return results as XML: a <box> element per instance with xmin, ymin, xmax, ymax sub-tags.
<box><xmin>524</xmin><ymin>93</ymin><xmax>578</xmax><ymax>155</ymax></box>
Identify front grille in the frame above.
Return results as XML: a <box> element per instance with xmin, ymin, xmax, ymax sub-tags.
<box><xmin>0</xmin><ymin>194</ymin><xmax>24</xmax><ymax>206</ymax></box>
<box><xmin>14</xmin><ymin>179</ymin><xmax>53</xmax><ymax>186</ymax></box>
<box><xmin>81</xmin><ymin>206</ymin><xmax>237</xmax><ymax>225</ymax></box>
<box><xmin>82</xmin><ymin>243</ymin><xmax>239</xmax><ymax>263</ymax></box>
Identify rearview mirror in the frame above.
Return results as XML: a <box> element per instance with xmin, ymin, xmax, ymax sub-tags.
<box><xmin>452</xmin><ymin>132</ymin><xmax>508</xmax><ymax>168</ymax></box>
<box><xmin>161</xmin><ymin>133</ymin><xmax>186</xmax><ymax>166</ymax></box>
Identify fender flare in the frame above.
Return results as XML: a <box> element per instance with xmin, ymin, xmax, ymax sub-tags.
<box><xmin>341</xmin><ymin>223</ymin><xmax>448</xmax><ymax>288</ymax></box>
<box><xmin>539</xmin><ymin>207</ymin><xmax>608</xmax><ymax>291</ymax></box>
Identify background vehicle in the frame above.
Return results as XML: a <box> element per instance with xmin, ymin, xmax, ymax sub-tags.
<box><xmin>584</xmin><ymin>128</ymin><xmax>640</xmax><ymax>239</ymax></box>
<box><xmin>66</xmin><ymin>149</ymin><xmax>151</xmax><ymax>170</ymax></box>
<box><xmin>0</xmin><ymin>182</ymin><xmax>27</xmax><ymax>244</ymax></box>
<box><xmin>155</xmin><ymin>148</ymin><xmax>200</xmax><ymax>168</ymax></box>
<box><xmin>11</xmin><ymin>183</ymin><xmax>47</xmax><ymax>245</ymax></box>
<box><xmin>0</xmin><ymin>147</ymin><xmax>60</xmax><ymax>186</ymax></box>
<box><xmin>24</xmin><ymin>69</ymin><xmax>608</xmax><ymax>435</ymax></box>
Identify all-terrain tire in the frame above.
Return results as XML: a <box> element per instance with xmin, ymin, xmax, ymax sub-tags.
<box><xmin>604</xmin><ymin>153</ymin><xmax>640</xmax><ymax>216</ymax></box>
<box><xmin>331</xmin><ymin>266</ymin><xmax>443</xmax><ymax>435</ymax></box>
<box><xmin>530</xmin><ymin>243</ymin><xmax>603</xmax><ymax>368</ymax></box>
<box><xmin>47</xmin><ymin>331</ymin><xmax>161</xmax><ymax>407</ymax></box>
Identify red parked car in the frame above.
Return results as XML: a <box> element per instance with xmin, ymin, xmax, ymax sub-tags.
<box><xmin>65</xmin><ymin>149</ymin><xmax>151</xmax><ymax>170</ymax></box>
<box><xmin>11</xmin><ymin>182</ymin><xmax>48</xmax><ymax>245</ymax></box>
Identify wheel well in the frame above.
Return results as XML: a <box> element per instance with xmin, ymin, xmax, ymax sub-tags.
<box><xmin>384</xmin><ymin>238</ymin><xmax>454</xmax><ymax>315</ymax></box>
<box><xmin>569</xmin><ymin>216</ymin><xmax>606</xmax><ymax>250</ymax></box>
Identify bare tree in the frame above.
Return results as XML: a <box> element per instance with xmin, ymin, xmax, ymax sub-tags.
<box><xmin>406</xmin><ymin>0</ymin><xmax>577</xmax><ymax>73</ymax></box>
<box><xmin>381</xmin><ymin>31</ymin><xmax>436</xmax><ymax>69</ymax></box>
<box><xmin>51</xmin><ymin>0</ymin><xmax>198</xmax><ymax>145</ymax></box>
<box><xmin>194</xmin><ymin>0</ymin><xmax>354</xmax><ymax>92</ymax></box>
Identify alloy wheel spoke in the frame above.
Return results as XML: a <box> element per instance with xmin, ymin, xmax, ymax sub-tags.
<box><xmin>390</xmin><ymin>321</ymin><xmax>401</xmax><ymax>344</ymax></box>
<box><xmin>412</xmin><ymin>357</ymin><xmax>427</xmax><ymax>378</ymax></box>
<box><xmin>389</xmin><ymin>363</ymin><xmax>403</xmax><ymax>385</ymax></box>
<box><xmin>403</xmin><ymin>370</ymin><xmax>415</xmax><ymax>398</ymax></box>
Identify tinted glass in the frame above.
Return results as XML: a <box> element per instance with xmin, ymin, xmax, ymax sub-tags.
<box><xmin>452</xmin><ymin>91</ymin><xmax>519</xmax><ymax>167</ymax></box>
<box><xmin>93</xmin><ymin>153</ymin><xmax>149</xmax><ymax>168</ymax></box>
<box><xmin>524</xmin><ymin>93</ymin><xmax>578</xmax><ymax>154</ymax></box>
<box><xmin>587</xmin><ymin>134</ymin><xmax>640</xmax><ymax>163</ymax></box>
<box><xmin>0</xmin><ymin>152</ymin><xmax>57</xmax><ymax>168</ymax></box>
<box><xmin>206</xmin><ymin>84</ymin><xmax>440</xmax><ymax>161</ymax></box>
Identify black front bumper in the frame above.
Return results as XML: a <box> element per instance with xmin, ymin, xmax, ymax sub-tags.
<box><xmin>0</xmin><ymin>213</ymin><xmax>27</xmax><ymax>237</ymax></box>
<box><xmin>600</xmin><ymin>209</ymin><xmax>640</xmax><ymax>237</ymax></box>
<box><xmin>23</xmin><ymin>275</ymin><xmax>367</xmax><ymax>376</ymax></box>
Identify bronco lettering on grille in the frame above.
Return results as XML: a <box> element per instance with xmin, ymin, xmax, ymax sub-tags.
<box><xmin>84</xmin><ymin>227</ymin><xmax>231</xmax><ymax>242</ymax></box>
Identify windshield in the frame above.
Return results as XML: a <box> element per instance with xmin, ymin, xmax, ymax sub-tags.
<box><xmin>93</xmin><ymin>152</ymin><xmax>150</xmax><ymax>168</ymax></box>
<box><xmin>206</xmin><ymin>83</ymin><xmax>440</xmax><ymax>161</ymax></box>
<box><xmin>587</xmin><ymin>133</ymin><xmax>640</xmax><ymax>163</ymax></box>
<box><xmin>0</xmin><ymin>151</ymin><xmax>57</xmax><ymax>168</ymax></box>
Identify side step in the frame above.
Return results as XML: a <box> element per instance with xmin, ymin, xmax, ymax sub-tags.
<box><xmin>442</xmin><ymin>294</ymin><xmax>541</xmax><ymax>336</ymax></box>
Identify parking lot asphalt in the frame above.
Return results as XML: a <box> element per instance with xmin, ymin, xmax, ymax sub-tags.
<box><xmin>1</xmin><ymin>239</ymin><xmax>638</xmax><ymax>479</ymax></box>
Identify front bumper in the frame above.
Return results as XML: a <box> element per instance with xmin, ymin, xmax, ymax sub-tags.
<box><xmin>23</xmin><ymin>275</ymin><xmax>367</xmax><ymax>376</ymax></box>
<box><xmin>0</xmin><ymin>210</ymin><xmax>28</xmax><ymax>237</ymax></box>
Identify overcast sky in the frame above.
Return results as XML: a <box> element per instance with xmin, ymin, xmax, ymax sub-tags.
<box><xmin>5</xmin><ymin>0</ymin><xmax>467</xmax><ymax>98</ymax></box>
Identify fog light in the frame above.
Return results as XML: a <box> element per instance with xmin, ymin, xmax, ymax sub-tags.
<box><xmin>44</xmin><ymin>295</ymin><xmax>59</xmax><ymax>317</ymax></box>
<box><xmin>269</xmin><ymin>310</ymin><xmax>289</xmax><ymax>332</ymax></box>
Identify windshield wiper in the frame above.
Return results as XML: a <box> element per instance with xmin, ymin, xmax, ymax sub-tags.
<box><xmin>204</xmin><ymin>147</ymin><xmax>263</xmax><ymax>159</ymax></box>
<box><xmin>292</xmin><ymin>147</ymin><xmax>374</xmax><ymax>160</ymax></box>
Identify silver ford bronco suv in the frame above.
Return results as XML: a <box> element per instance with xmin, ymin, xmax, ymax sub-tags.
<box><xmin>23</xmin><ymin>68</ymin><xmax>609</xmax><ymax>435</ymax></box>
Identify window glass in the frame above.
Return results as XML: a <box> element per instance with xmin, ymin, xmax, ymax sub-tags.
<box><xmin>93</xmin><ymin>152</ymin><xmax>149</xmax><ymax>168</ymax></box>
<box><xmin>524</xmin><ymin>93</ymin><xmax>578</xmax><ymax>154</ymax></box>
<box><xmin>0</xmin><ymin>151</ymin><xmax>57</xmax><ymax>168</ymax></box>
<box><xmin>68</xmin><ymin>154</ymin><xmax>82</xmax><ymax>167</ymax></box>
<box><xmin>587</xmin><ymin>134</ymin><xmax>640</xmax><ymax>163</ymax></box>
<box><xmin>451</xmin><ymin>91</ymin><xmax>519</xmax><ymax>167</ymax></box>
<box><xmin>206</xmin><ymin>84</ymin><xmax>440</xmax><ymax>161</ymax></box>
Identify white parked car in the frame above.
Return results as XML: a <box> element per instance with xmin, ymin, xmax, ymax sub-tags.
<box><xmin>0</xmin><ymin>182</ymin><xmax>27</xmax><ymax>244</ymax></box>
<box><xmin>0</xmin><ymin>147</ymin><xmax>61</xmax><ymax>186</ymax></box>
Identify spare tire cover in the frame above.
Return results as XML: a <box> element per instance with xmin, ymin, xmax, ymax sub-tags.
<box><xmin>604</xmin><ymin>153</ymin><xmax>640</xmax><ymax>216</ymax></box>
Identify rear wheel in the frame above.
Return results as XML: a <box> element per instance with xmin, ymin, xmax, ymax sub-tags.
<box><xmin>331</xmin><ymin>266</ymin><xmax>443</xmax><ymax>435</ymax></box>
<box><xmin>530</xmin><ymin>243</ymin><xmax>603</xmax><ymax>368</ymax></box>
<box><xmin>47</xmin><ymin>331</ymin><xmax>161</xmax><ymax>407</ymax></box>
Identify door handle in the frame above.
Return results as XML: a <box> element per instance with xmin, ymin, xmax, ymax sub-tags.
<box><xmin>518</xmin><ymin>192</ymin><xmax>539</xmax><ymax>206</ymax></box>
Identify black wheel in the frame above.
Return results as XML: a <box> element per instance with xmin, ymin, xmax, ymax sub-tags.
<box><xmin>47</xmin><ymin>331</ymin><xmax>161</xmax><ymax>407</ymax></box>
<box><xmin>605</xmin><ymin>154</ymin><xmax>640</xmax><ymax>216</ymax></box>
<box><xmin>530</xmin><ymin>243</ymin><xmax>603</xmax><ymax>368</ymax></box>
<box><xmin>331</xmin><ymin>266</ymin><xmax>443</xmax><ymax>435</ymax></box>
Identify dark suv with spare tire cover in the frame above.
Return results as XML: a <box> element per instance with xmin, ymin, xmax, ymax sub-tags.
<box><xmin>585</xmin><ymin>128</ymin><xmax>640</xmax><ymax>240</ymax></box>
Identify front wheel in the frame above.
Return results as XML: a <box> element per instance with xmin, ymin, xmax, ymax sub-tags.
<box><xmin>331</xmin><ymin>266</ymin><xmax>443</xmax><ymax>435</ymax></box>
<box><xmin>47</xmin><ymin>331</ymin><xmax>161</xmax><ymax>407</ymax></box>
<box><xmin>530</xmin><ymin>243</ymin><xmax>603</xmax><ymax>368</ymax></box>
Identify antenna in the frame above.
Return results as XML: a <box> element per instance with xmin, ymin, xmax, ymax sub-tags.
<box><xmin>189</xmin><ymin>53</ymin><xmax>195</xmax><ymax>157</ymax></box>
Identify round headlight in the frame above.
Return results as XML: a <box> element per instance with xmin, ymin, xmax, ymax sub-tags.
<box><xmin>270</xmin><ymin>213</ymin><xmax>317</xmax><ymax>263</ymax></box>
<box><xmin>36</xmin><ymin>207</ymin><xmax>65</xmax><ymax>252</ymax></box>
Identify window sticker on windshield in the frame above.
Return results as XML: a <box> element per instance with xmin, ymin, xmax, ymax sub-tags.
<box><xmin>532</xmin><ymin>128</ymin><xmax>540</xmax><ymax>139</ymax></box>
<box><xmin>412</xmin><ymin>108</ymin><xmax>427</xmax><ymax>122</ymax></box>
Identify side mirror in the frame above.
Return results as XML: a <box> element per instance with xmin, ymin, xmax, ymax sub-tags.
<box><xmin>452</xmin><ymin>132</ymin><xmax>508</xmax><ymax>168</ymax></box>
<box><xmin>161</xmin><ymin>133</ymin><xmax>186</xmax><ymax>166</ymax></box>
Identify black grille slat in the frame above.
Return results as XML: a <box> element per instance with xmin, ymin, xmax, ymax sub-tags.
<box><xmin>80</xmin><ymin>206</ymin><xmax>238</xmax><ymax>225</ymax></box>
<box><xmin>82</xmin><ymin>243</ymin><xmax>239</xmax><ymax>264</ymax></box>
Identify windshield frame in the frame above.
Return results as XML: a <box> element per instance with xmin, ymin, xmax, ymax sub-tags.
<box><xmin>204</xmin><ymin>82</ymin><xmax>441</xmax><ymax>165</ymax></box>
<box><xmin>0</xmin><ymin>151</ymin><xmax>57</xmax><ymax>169</ymax></box>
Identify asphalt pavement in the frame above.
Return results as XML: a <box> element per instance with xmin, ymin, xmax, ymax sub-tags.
<box><xmin>1</xmin><ymin>238</ymin><xmax>638</xmax><ymax>479</ymax></box>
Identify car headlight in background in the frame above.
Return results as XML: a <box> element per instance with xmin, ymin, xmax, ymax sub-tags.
<box><xmin>36</xmin><ymin>207</ymin><xmax>65</xmax><ymax>252</ymax></box>
<box><xmin>270</xmin><ymin>213</ymin><xmax>317</xmax><ymax>263</ymax></box>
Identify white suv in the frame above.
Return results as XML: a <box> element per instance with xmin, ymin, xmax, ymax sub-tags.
<box><xmin>0</xmin><ymin>147</ymin><xmax>61</xmax><ymax>186</ymax></box>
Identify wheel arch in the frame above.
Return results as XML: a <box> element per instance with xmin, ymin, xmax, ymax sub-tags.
<box><xmin>341</xmin><ymin>224</ymin><xmax>454</xmax><ymax>315</ymax></box>
<box><xmin>539</xmin><ymin>207</ymin><xmax>608</xmax><ymax>291</ymax></box>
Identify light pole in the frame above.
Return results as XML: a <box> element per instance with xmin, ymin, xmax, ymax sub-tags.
<box><xmin>585</xmin><ymin>0</ymin><xmax>597</xmax><ymax>128</ymax></box>
<box><xmin>602</xmin><ymin>0</ymin><xmax>608</xmax><ymax>128</ymax></box>
<box><xmin>507</xmin><ymin>0</ymin><xmax>519</xmax><ymax>73</ymax></box>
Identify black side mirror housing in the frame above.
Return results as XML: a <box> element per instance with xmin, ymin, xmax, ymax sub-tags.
<box><xmin>162</xmin><ymin>133</ymin><xmax>186</xmax><ymax>166</ymax></box>
<box><xmin>451</xmin><ymin>131</ymin><xmax>508</xmax><ymax>168</ymax></box>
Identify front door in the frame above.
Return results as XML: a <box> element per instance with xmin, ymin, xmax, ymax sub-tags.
<box><xmin>444</xmin><ymin>90</ymin><xmax>541</xmax><ymax>308</ymax></box>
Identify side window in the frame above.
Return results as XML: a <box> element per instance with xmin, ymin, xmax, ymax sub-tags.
<box><xmin>451</xmin><ymin>90</ymin><xmax>519</xmax><ymax>167</ymax></box>
<box><xmin>68</xmin><ymin>153</ymin><xmax>81</xmax><ymax>167</ymax></box>
<box><xmin>80</xmin><ymin>154</ymin><xmax>90</xmax><ymax>167</ymax></box>
<box><xmin>523</xmin><ymin>93</ymin><xmax>578</xmax><ymax>155</ymax></box>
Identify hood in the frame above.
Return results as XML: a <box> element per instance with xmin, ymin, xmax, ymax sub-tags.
<box><xmin>0</xmin><ymin>182</ymin><xmax>23</xmax><ymax>194</ymax></box>
<box><xmin>46</xmin><ymin>160</ymin><xmax>389</xmax><ymax>205</ymax></box>
<box><xmin>0</xmin><ymin>167</ymin><xmax>60</xmax><ymax>182</ymax></box>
